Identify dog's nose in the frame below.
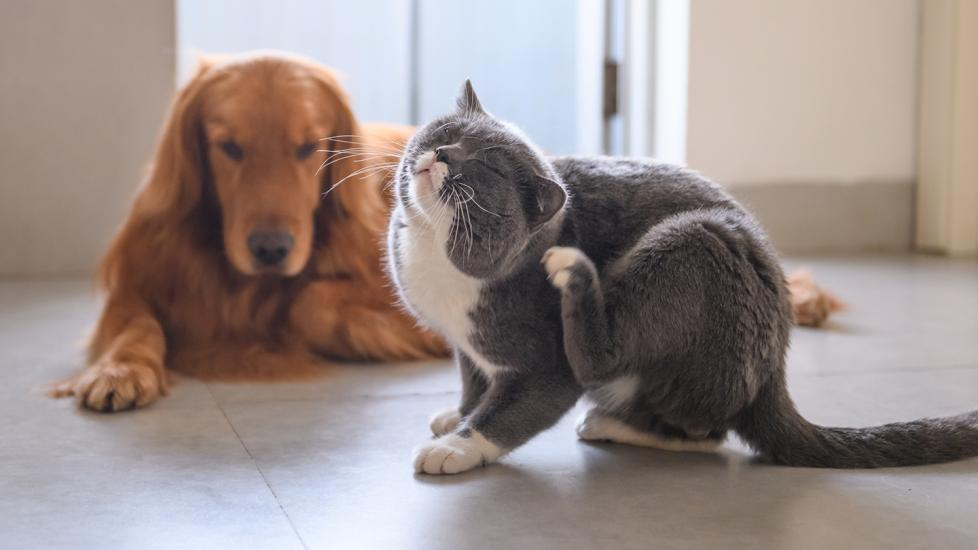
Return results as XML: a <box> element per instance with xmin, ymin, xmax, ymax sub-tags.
<box><xmin>247</xmin><ymin>231</ymin><xmax>294</xmax><ymax>267</ymax></box>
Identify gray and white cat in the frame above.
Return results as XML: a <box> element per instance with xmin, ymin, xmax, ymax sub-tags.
<box><xmin>386</xmin><ymin>81</ymin><xmax>978</xmax><ymax>475</ymax></box>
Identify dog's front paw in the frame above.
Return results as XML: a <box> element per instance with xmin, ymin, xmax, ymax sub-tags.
<box><xmin>429</xmin><ymin>408</ymin><xmax>462</xmax><ymax>436</ymax></box>
<box><xmin>542</xmin><ymin>246</ymin><xmax>587</xmax><ymax>289</ymax></box>
<box><xmin>69</xmin><ymin>361</ymin><xmax>164</xmax><ymax>412</ymax></box>
<box><xmin>413</xmin><ymin>431</ymin><xmax>502</xmax><ymax>475</ymax></box>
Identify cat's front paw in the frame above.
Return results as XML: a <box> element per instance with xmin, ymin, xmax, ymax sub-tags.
<box><xmin>542</xmin><ymin>246</ymin><xmax>587</xmax><ymax>289</ymax></box>
<box><xmin>413</xmin><ymin>431</ymin><xmax>503</xmax><ymax>475</ymax></box>
<box><xmin>429</xmin><ymin>408</ymin><xmax>462</xmax><ymax>436</ymax></box>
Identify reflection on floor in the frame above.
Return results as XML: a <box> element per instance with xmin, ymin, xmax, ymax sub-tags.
<box><xmin>2</xmin><ymin>255</ymin><xmax>977</xmax><ymax>549</ymax></box>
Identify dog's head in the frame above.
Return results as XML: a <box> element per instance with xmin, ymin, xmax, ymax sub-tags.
<box><xmin>141</xmin><ymin>53</ymin><xmax>364</xmax><ymax>276</ymax></box>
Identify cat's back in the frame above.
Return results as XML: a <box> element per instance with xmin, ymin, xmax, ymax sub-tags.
<box><xmin>549</xmin><ymin>156</ymin><xmax>735</xmax><ymax>212</ymax></box>
<box><xmin>548</xmin><ymin>156</ymin><xmax>743</xmax><ymax>265</ymax></box>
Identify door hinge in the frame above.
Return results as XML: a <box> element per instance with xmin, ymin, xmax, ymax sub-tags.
<box><xmin>603</xmin><ymin>58</ymin><xmax>619</xmax><ymax>119</ymax></box>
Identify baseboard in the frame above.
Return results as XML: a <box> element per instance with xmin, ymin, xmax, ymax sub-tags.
<box><xmin>727</xmin><ymin>180</ymin><xmax>914</xmax><ymax>254</ymax></box>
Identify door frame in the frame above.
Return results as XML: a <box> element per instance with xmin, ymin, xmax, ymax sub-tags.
<box><xmin>916</xmin><ymin>0</ymin><xmax>978</xmax><ymax>256</ymax></box>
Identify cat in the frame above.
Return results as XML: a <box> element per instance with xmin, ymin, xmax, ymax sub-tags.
<box><xmin>386</xmin><ymin>81</ymin><xmax>978</xmax><ymax>475</ymax></box>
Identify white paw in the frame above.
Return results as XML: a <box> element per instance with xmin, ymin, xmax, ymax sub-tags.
<box><xmin>542</xmin><ymin>246</ymin><xmax>586</xmax><ymax>289</ymax></box>
<box><xmin>413</xmin><ymin>431</ymin><xmax>502</xmax><ymax>475</ymax></box>
<box><xmin>429</xmin><ymin>408</ymin><xmax>462</xmax><ymax>436</ymax></box>
<box><xmin>575</xmin><ymin>408</ymin><xmax>615</xmax><ymax>441</ymax></box>
<box><xmin>575</xmin><ymin>408</ymin><xmax>723</xmax><ymax>452</ymax></box>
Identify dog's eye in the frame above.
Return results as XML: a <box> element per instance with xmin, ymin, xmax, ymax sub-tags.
<box><xmin>220</xmin><ymin>141</ymin><xmax>243</xmax><ymax>161</ymax></box>
<box><xmin>296</xmin><ymin>142</ymin><xmax>317</xmax><ymax>160</ymax></box>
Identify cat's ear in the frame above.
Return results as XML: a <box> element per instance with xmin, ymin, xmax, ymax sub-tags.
<box><xmin>456</xmin><ymin>79</ymin><xmax>486</xmax><ymax>116</ymax></box>
<box><xmin>528</xmin><ymin>176</ymin><xmax>566</xmax><ymax>230</ymax></box>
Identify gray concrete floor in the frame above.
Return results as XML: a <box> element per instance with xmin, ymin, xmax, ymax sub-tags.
<box><xmin>1</xmin><ymin>255</ymin><xmax>977</xmax><ymax>550</ymax></box>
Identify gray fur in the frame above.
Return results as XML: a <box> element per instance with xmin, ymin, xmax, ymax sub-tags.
<box><xmin>387</xmin><ymin>82</ymin><xmax>978</xmax><ymax>469</ymax></box>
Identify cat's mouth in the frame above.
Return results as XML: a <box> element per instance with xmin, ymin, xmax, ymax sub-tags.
<box><xmin>413</xmin><ymin>151</ymin><xmax>451</xmax><ymax>196</ymax></box>
<box><xmin>414</xmin><ymin>151</ymin><xmax>436</xmax><ymax>176</ymax></box>
<box><xmin>407</xmin><ymin>150</ymin><xmax>454</xmax><ymax>220</ymax></box>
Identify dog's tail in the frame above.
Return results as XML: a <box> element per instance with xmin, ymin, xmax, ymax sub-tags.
<box><xmin>735</xmin><ymin>378</ymin><xmax>978</xmax><ymax>468</ymax></box>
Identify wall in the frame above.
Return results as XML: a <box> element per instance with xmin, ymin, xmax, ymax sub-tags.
<box><xmin>176</xmin><ymin>0</ymin><xmax>412</xmax><ymax>124</ymax></box>
<box><xmin>0</xmin><ymin>0</ymin><xmax>175</xmax><ymax>276</ymax></box>
<box><xmin>178</xmin><ymin>0</ymin><xmax>599</xmax><ymax>154</ymax></box>
<box><xmin>687</xmin><ymin>0</ymin><xmax>919</xmax><ymax>186</ymax></box>
<box><xmin>685</xmin><ymin>0</ymin><xmax>919</xmax><ymax>251</ymax></box>
<box><xmin>415</xmin><ymin>0</ymin><xmax>588</xmax><ymax>155</ymax></box>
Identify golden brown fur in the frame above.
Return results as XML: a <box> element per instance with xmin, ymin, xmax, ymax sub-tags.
<box><xmin>52</xmin><ymin>53</ymin><xmax>445</xmax><ymax>411</ymax></box>
<box><xmin>787</xmin><ymin>268</ymin><xmax>845</xmax><ymax>327</ymax></box>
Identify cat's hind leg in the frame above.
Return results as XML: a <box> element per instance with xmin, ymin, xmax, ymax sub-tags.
<box><xmin>576</xmin><ymin>407</ymin><xmax>724</xmax><ymax>453</ymax></box>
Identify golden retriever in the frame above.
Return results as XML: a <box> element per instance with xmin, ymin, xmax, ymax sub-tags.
<box><xmin>52</xmin><ymin>53</ymin><xmax>445</xmax><ymax>411</ymax></box>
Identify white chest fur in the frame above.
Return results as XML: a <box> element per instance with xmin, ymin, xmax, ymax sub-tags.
<box><xmin>394</xmin><ymin>219</ymin><xmax>504</xmax><ymax>378</ymax></box>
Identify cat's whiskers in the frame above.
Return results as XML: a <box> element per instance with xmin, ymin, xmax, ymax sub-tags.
<box><xmin>447</xmin><ymin>187</ymin><xmax>463</xmax><ymax>257</ymax></box>
<box><xmin>322</xmin><ymin>162</ymin><xmax>402</xmax><ymax>195</ymax></box>
<box><xmin>319</xmin><ymin>153</ymin><xmax>398</xmax><ymax>174</ymax></box>
<box><xmin>317</xmin><ymin>158</ymin><xmax>399</xmax><ymax>178</ymax></box>
<box><xmin>454</xmin><ymin>181</ymin><xmax>501</xmax><ymax>218</ymax></box>
<box><xmin>320</xmin><ymin>134</ymin><xmax>408</xmax><ymax>152</ymax></box>
<box><xmin>319</xmin><ymin>145</ymin><xmax>401</xmax><ymax>159</ymax></box>
<box><xmin>317</xmin><ymin>151</ymin><xmax>400</xmax><ymax>172</ymax></box>
<box><xmin>316</xmin><ymin>149</ymin><xmax>396</xmax><ymax>174</ymax></box>
<box><xmin>322</xmin><ymin>144</ymin><xmax>405</xmax><ymax>158</ymax></box>
<box><xmin>452</xmin><ymin>183</ymin><xmax>475</xmax><ymax>262</ymax></box>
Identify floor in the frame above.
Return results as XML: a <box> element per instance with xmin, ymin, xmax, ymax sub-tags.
<box><xmin>1</xmin><ymin>255</ymin><xmax>977</xmax><ymax>550</ymax></box>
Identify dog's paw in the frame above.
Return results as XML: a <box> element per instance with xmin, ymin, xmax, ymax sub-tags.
<box><xmin>542</xmin><ymin>246</ymin><xmax>586</xmax><ymax>289</ymax></box>
<box><xmin>413</xmin><ymin>431</ymin><xmax>502</xmax><ymax>475</ymax></box>
<box><xmin>429</xmin><ymin>408</ymin><xmax>462</xmax><ymax>436</ymax></box>
<box><xmin>70</xmin><ymin>361</ymin><xmax>163</xmax><ymax>412</ymax></box>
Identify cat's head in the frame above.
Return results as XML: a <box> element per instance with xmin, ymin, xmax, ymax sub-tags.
<box><xmin>395</xmin><ymin>81</ymin><xmax>567</xmax><ymax>279</ymax></box>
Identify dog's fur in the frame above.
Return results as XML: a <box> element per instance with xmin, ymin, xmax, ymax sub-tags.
<box><xmin>51</xmin><ymin>54</ymin><xmax>445</xmax><ymax>411</ymax></box>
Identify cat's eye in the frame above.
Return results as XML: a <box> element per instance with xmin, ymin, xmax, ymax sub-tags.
<box><xmin>296</xmin><ymin>142</ymin><xmax>317</xmax><ymax>160</ymax></box>
<box><xmin>220</xmin><ymin>140</ymin><xmax>243</xmax><ymax>161</ymax></box>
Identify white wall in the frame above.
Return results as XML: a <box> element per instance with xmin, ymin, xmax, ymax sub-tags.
<box><xmin>415</xmin><ymin>0</ymin><xmax>589</xmax><ymax>155</ymax></box>
<box><xmin>0</xmin><ymin>0</ymin><xmax>175</xmax><ymax>276</ymax></box>
<box><xmin>686</xmin><ymin>0</ymin><xmax>919</xmax><ymax>187</ymax></box>
<box><xmin>176</xmin><ymin>0</ymin><xmax>412</xmax><ymax>124</ymax></box>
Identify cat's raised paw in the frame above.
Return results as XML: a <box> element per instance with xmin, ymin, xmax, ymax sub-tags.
<box><xmin>413</xmin><ymin>431</ymin><xmax>503</xmax><ymax>475</ymax></box>
<box><xmin>429</xmin><ymin>408</ymin><xmax>462</xmax><ymax>436</ymax></box>
<box><xmin>542</xmin><ymin>246</ymin><xmax>586</xmax><ymax>289</ymax></box>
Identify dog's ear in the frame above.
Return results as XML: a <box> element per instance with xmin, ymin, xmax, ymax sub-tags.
<box><xmin>310</xmin><ymin>66</ymin><xmax>391</xmax><ymax>276</ymax></box>
<box><xmin>313</xmin><ymin>67</ymin><xmax>387</xmax><ymax>226</ymax></box>
<box><xmin>135</xmin><ymin>58</ymin><xmax>214</xmax><ymax>219</ymax></box>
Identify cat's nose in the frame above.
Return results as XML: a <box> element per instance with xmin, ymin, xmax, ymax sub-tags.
<box><xmin>435</xmin><ymin>147</ymin><xmax>450</xmax><ymax>163</ymax></box>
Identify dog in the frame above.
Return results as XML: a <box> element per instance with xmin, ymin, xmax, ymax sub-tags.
<box><xmin>51</xmin><ymin>53</ymin><xmax>446</xmax><ymax>411</ymax></box>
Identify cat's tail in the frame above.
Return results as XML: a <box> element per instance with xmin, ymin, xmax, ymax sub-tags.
<box><xmin>734</xmin><ymin>378</ymin><xmax>978</xmax><ymax>468</ymax></box>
